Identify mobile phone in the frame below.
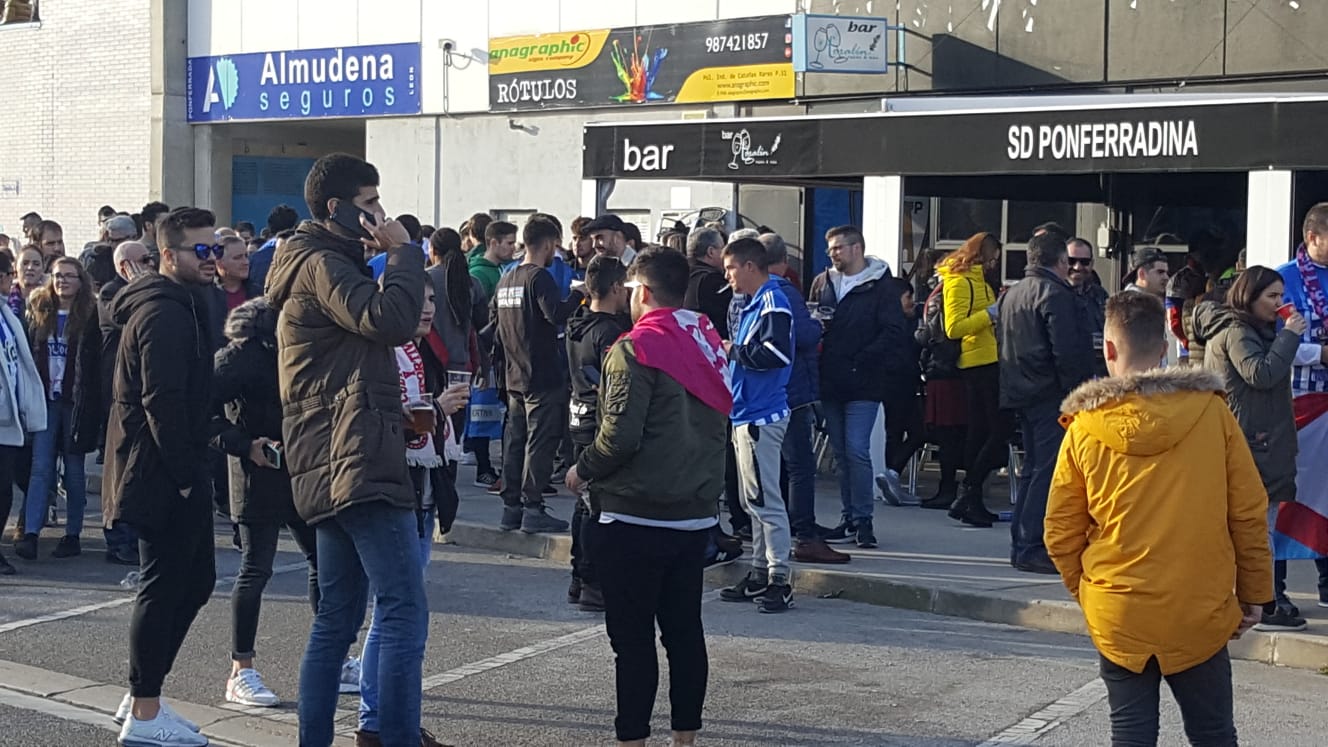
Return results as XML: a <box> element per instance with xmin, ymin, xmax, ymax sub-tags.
<box><xmin>262</xmin><ymin>442</ymin><xmax>283</xmax><ymax>470</ymax></box>
<box><xmin>330</xmin><ymin>199</ymin><xmax>374</xmax><ymax>239</ymax></box>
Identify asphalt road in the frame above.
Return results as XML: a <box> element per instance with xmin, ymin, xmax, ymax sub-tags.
<box><xmin>2</xmin><ymin>527</ymin><xmax>1328</xmax><ymax>746</ymax></box>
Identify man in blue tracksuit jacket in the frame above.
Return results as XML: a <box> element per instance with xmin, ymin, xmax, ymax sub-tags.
<box><xmin>717</xmin><ymin>238</ymin><xmax>797</xmax><ymax>613</ymax></box>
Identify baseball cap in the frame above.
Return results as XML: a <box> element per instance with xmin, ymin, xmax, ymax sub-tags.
<box><xmin>105</xmin><ymin>215</ymin><xmax>137</xmax><ymax>240</ymax></box>
<box><xmin>584</xmin><ymin>214</ymin><xmax>626</xmax><ymax>235</ymax></box>
<box><xmin>1130</xmin><ymin>247</ymin><xmax>1168</xmax><ymax>275</ymax></box>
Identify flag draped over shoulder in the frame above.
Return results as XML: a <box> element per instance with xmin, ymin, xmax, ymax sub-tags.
<box><xmin>626</xmin><ymin>308</ymin><xmax>733</xmax><ymax>416</ymax></box>
<box><xmin>1273</xmin><ymin>393</ymin><xmax>1328</xmax><ymax>560</ymax></box>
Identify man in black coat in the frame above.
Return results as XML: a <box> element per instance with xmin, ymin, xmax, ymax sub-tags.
<box><xmin>683</xmin><ymin>227</ymin><xmax>732</xmax><ymax>339</ymax></box>
<box><xmin>104</xmin><ymin>207</ymin><xmax>219</xmax><ymax>743</ymax></box>
<box><xmin>997</xmin><ymin>232</ymin><xmax>1094</xmax><ymax>575</ymax></box>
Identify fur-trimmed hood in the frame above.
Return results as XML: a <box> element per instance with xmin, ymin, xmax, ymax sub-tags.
<box><xmin>1059</xmin><ymin>367</ymin><xmax>1227</xmax><ymax>457</ymax></box>
<box><xmin>224</xmin><ymin>296</ymin><xmax>277</xmax><ymax>345</ymax></box>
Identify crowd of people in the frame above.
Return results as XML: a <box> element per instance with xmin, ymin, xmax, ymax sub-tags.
<box><xmin>1</xmin><ymin>150</ymin><xmax>1326</xmax><ymax>745</ymax></box>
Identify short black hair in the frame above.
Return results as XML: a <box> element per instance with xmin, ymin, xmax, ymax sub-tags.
<box><xmin>585</xmin><ymin>255</ymin><xmax>627</xmax><ymax>299</ymax></box>
<box><xmin>1033</xmin><ymin>221</ymin><xmax>1071</xmax><ymax>240</ymax></box>
<box><xmin>36</xmin><ymin>219</ymin><xmax>62</xmax><ymax>237</ymax></box>
<box><xmin>397</xmin><ymin>213</ymin><xmax>423</xmax><ymax>243</ymax></box>
<box><xmin>141</xmin><ymin>201</ymin><xmax>171</xmax><ymax>225</ymax></box>
<box><xmin>522</xmin><ymin>217</ymin><xmax>561</xmax><ymax>250</ymax></box>
<box><xmin>530</xmin><ymin>212</ymin><xmax>563</xmax><ymax>238</ymax></box>
<box><xmin>825</xmin><ymin>225</ymin><xmax>864</xmax><ymax>247</ymax></box>
<box><xmin>267</xmin><ymin>203</ymin><xmax>300</xmax><ymax>233</ymax></box>
<box><xmin>1027</xmin><ymin>233</ymin><xmax>1068</xmax><ymax>269</ymax></box>
<box><xmin>234</xmin><ymin>220</ymin><xmax>256</xmax><ymax>234</ymax></box>
<box><xmin>1106</xmin><ymin>291</ymin><xmax>1165</xmax><ymax>353</ymax></box>
<box><xmin>420</xmin><ymin>224</ymin><xmax>436</xmax><ymax>241</ymax></box>
<box><xmin>304</xmin><ymin>153</ymin><xmax>379</xmax><ymax>221</ymax></box>
<box><xmin>623</xmin><ymin>222</ymin><xmax>642</xmax><ymax>248</ymax></box>
<box><xmin>630</xmin><ymin>247</ymin><xmax>689</xmax><ymax>307</ymax></box>
<box><xmin>485</xmin><ymin>221</ymin><xmax>517</xmax><ymax>243</ymax></box>
<box><xmin>20</xmin><ymin>212</ymin><xmax>40</xmax><ymax>222</ymax></box>
<box><xmin>0</xmin><ymin>252</ymin><xmax>13</xmax><ymax>275</ymax></box>
<box><xmin>722</xmin><ymin>237</ymin><xmax>770</xmax><ymax>271</ymax></box>
<box><xmin>430</xmin><ymin>227</ymin><xmax>462</xmax><ymax>259</ymax></box>
<box><xmin>97</xmin><ymin>205</ymin><xmax>116</xmax><ymax>220</ymax></box>
<box><xmin>159</xmin><ymin>207</ymin><xmax>217</xmax><ymax>249</ymax></box>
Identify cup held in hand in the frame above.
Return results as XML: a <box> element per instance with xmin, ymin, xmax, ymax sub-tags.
<box><xmin>1277</xmin><ymin>303</ymin><xmax>1296</xmax><ymax>322</ymax></box>
<box><xmin>408</xmin><ymin>400</ymin><xmax>436</xmax><ymax>434</ymax></box>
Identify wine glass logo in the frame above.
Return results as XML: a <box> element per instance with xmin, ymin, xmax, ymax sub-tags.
<box><xmin>809</xmin><ymin>24</ymin><xmax>846</xmax><ymax>70</ymax></box>
<box><xmin>728</xmin><ymin>129</ymin><xmax>752</xmax><ymax>170</ymax></box>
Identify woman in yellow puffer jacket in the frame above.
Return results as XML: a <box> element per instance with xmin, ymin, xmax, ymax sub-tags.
<box><xmin>937</xmin><ymin>232</ymin><xmax>1005</xmax><ymax>527</ymax></box>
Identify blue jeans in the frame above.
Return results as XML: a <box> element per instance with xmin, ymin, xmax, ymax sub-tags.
<box><xmin>1012</xmin><ymin>400</ymin><xmax>1066</xmax><ymax>561</ymax></box>
<box><xmin>821</xmin><ymin>400</ymin><xmax>879</xmax><ymax>524</ymax></box>
<box><xmin>298</xmin><ymin>503</ymin><xmax>428</xmax><ymax>747</ymax></box>
<box><xmin>358</xmin><ymin>507</ymin><xmax>434</xmax><ymax>734</ymax></box>
<box><xmin>781</xmin><ymin>405</ymin><xmax>818</xmax><ymax>540</ymax></box>
<box><xmin>23</xmin><ymin>400</ymin><xmax>85</xmax><ymax>537</ymax></box>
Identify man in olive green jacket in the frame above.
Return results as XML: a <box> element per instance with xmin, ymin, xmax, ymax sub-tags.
<box><xmin>566</xmin><ymin>248</ymin><xmax>730</xmax><ymax>747</ymax></box>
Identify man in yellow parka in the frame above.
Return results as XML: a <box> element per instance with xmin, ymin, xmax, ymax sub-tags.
<box><xmin>1046</xmin><ymin>291</ymin><xmax>1272</xmax><ymax>746</ymax></box>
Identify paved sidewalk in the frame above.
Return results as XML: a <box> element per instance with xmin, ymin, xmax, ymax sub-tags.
<box><xmin>445</xmin><ymin>463</ymin><xmax>1328</xmax><ymax>671</ymax></box>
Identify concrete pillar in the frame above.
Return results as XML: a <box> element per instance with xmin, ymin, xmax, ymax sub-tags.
<box><xmin>151</xmin><ymin>0</ymin><xmax>194</xmax><ymax>207</ymax></box>
<box><xmin>1247</xmin><ymin>170</ymin><xmax>1293</xmax><ymax>269</ymax></box>
<box><xmin>194</xmin><ymin>127</ymin><xmax>233</xmax><ymax>226</ymax></box>
<box><xmin>862</xmin><ymin>175</ymin><xmax>904</xmax><ymax>273</ymax></box>
<box><xmin>582</xmin><ymin>179</ymin><xmax>614</xmax><ymax>217</ymax></box>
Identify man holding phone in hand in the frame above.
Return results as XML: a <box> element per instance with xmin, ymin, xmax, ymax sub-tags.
<box><xmin>264</xmin><ymin>153</ymin><xmax>431</xmax><ymax>747</ymax></box>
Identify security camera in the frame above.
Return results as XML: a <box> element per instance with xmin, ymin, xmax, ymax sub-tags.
<box><xmin>440</xmin><ymin>39</ymin><xmax>456</xmax><ymax>52</ymax></box>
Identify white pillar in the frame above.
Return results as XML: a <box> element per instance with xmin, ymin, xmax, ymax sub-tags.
<box><xmin>861</xmin><ymin>174</ymin><xmax>903</xmax><ymax>486</ymax></box>
<box><xmin>1247</xmin><ymin>170</ymin><xmax>1294</xmax><ymax>269</ymax></box>
<box><xmin>861</xmin><ymin>174</ymin><xmax>904</xmax><ymax>273</ymax></box>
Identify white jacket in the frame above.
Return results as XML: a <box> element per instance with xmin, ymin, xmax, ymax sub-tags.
<box><xmin>0</xmin><ymin>304</ymin><xmax>47</xmax><ymax>446</ymax></box>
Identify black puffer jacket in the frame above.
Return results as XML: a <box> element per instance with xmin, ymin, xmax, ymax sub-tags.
<box><xmin>997</xmin><ymin>266</ymin><xmax>1094</xmax><ymax>411</ymax></box>
<box><xmin>102</xmin><ymin>275</ymin><xmax>215</xmax><ymax>531</ymax></box>
<box><xmin>265</xmin><ymin>221</ymin><xmax>424</xmax><ymax>525</ymax></box>
<box><xmin>566</xmin><ymin>306</ymin><xmax>632</xmax><ymax>439</ymax></box>
<box><xmin>212</xmin><ymin>297</ymin><xmax>295</xmax><ymax>525</ymax></box>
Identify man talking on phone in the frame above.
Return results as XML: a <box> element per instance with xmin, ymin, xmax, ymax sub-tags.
<box><xmin>264</xmin><ymin>153</ymin><xmax>432</xmax><ymax>747</ymax></box>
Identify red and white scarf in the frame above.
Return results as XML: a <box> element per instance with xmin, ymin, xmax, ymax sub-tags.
<box><xmin>396</xmin><ymin>342</ymin><xmax>451</xmax><ymax>467</ymax></box>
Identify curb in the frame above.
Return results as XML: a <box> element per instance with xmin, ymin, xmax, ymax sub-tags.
<box><xmin>439</xmin><ymin>520</ymin><xmax>1328</xmax><ymax>673</ymax></box>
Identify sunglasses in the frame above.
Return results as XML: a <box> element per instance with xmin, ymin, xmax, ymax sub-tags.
<box><xmin>182</xmin><ymin>243</ymin><xmax>225</xmax><ymax>261</ymax></box>
<box><xmin>1068</xmin><ymin>257</ymin><xmax>1093</xmax><ymax>268</ymax></box>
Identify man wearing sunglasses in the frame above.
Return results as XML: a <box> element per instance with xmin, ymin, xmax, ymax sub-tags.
<box><xmin>104</xmin><ymin>207</ymin><xmax>221</xmax><ymax>746</ymax></box>
<box><xmin>1068</xmin><ymin>238</ymin><xmax>1108</xmax><ymax>377</ymax></box>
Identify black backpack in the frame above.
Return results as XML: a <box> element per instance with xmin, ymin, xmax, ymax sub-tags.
<box><xmin>918</xmin><ymin>280</ymin><xmax>970</xmax><ymax>381</ymax></box>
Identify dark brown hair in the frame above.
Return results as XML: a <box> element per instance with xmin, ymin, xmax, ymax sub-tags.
<box><xmin>1226</xmin><ymin>265</ymin><xmax>1284</xmax><ymax>322</ymax></box>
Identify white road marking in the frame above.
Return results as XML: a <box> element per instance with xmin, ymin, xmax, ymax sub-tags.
<box><xmin>0</xmin><ymin>685</ymin><xmax>247</xmax><ymax>746</ymax></box>
<box><xmin>978</xmin><ymin>678</ymin><xmax>1107</xmax><ymax>745</ymax></box>
<box><xmin>0</xmin><ymin>561</ymin><xmax>308</xmax><ymax>636</ymax></box>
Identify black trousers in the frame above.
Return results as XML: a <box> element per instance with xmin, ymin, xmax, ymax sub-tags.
<box><xmin>1100</xmin><ymin>649</ymin><xmax>1235</xmax><ymax>747</ymax></box>
<box><xmin>884</xmin><ymin>392</ymin><xmax>926</xmax><ymax>475</ymax></box>
<box><xmin>960</xmin><ymin>363</ymin><xmax>1010</xmax><ymax>493</ymax></box>
<box><xmin>0</xmin><ymin>445</ymin><xmax>18</xmax><ymax>543</ymax></box>
<box><xmin>591</xmin><ymin>520</ymin><xmax>709</xmax><ymax>742</ymax></box>
<box><xmin>568</xmin><ymin>436</ymin><xmax>597</xmax><ymax>586</ymax></box>
<box><xmin>499</xmin><ymin>388</ymin><xmax>567</xmax><ymax>509</ymax></box>
<box><xmin>128</xmin><ymin>500</ymin><xmax>216</xmax><ymax>698</ymax></box>
<box><xmin>231</xmin><ymin>518</ymin><xmax>318</xmax><ymax>660</ymax></box>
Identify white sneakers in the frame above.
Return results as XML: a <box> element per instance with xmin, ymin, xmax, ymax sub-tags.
<box><xmin>339</xmin><ymin>656</ymin><xmax>362</xmax><ymax>694</ymax></box>
<box><xmin>113</xmin><ymin>693</ymin><xmax>200</xmax><ymax>731</ymax></box>
<box><xmin>225</xmin><ymin>668</ymin><xmax>280</xmax><ymax>707</ymax></box>
<box><xmin>116</xmin><ymin>706</ymin><xmax>207</xmax><ymax>747</ymax></box>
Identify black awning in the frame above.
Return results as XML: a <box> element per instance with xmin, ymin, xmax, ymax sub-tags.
<box><xmin>584</xmin><ymin>97</ymin><xmax>1328</xmax><ymax>180</ymax></box>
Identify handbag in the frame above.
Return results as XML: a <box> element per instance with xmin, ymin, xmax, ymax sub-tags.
<box><xmin>464</xmin><ymin>372</ymin><xmax>506</xmax><ymax>440</ymax></box>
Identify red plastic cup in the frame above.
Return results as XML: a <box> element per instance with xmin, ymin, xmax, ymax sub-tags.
<box><xmin>1277</xmin><ymin>303</ymin><xmax>1296</xmax><ymax>321</ymax></box>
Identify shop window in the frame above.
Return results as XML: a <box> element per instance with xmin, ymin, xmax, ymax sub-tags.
<box><xmin>936</xmin><ymin>198</ymin><xmax>1001</xmax><ymax>243</ymax></box>
<box><xmin>1129</xmin><ymin>205</ymin><xmax>1246</xmax><ymax>248</ymax></box>
<box><xmin>1</xmin><ymin>0</ymin><xmax>38</xmax><ymax>24</ymax></box>
<box><xmin>1007</xmin><ymin>201</ymin><xmax>1077</xmax><ymax>244</ymax></box>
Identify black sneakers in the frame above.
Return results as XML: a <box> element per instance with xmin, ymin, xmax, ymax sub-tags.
<box><xmin>720</xmin><ymin>571</ymin><xmax>769</xmax><ymax>602</ymax></box>
<box><xmin>474</xmin><ymin>470</ymin><xmax>500</xmax><ymax>490</ymax></box>
<box><xmin>577</xmin><ymin>584</ymin><xmax>605</xmax><ymax>612</ymax></box>
<box><xmin>51</xmin><ymin>535</ymin><xmax>81</xmax><ymax>558</ymax></box>
<box><xmin>822</xmin><ymin>521</ymin><xmax>856</xmax><ymax>545</ymax></box>
<box><xmin>855</xmin><ymin>519</ymin><xmax>878</xmax><ymax>549</ymax></box>
<box><xmin>567</xmin><ymin>577</ymin><xmax>582</xmax><ymax>605</ymax></box>
<box><xmin>757</xmin><ymin>575</ymin><xmax>794</xmax><ymax>614</ymax></box>
<box><xmin>13</xmin><ymin>533</ymin><xmax>36</xmax><ymax>560</ymax></box>
<box><xmin>1255</xmin><ymin>608</ymin><xmax>1308</xmax><ymax>632</ymax></box>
